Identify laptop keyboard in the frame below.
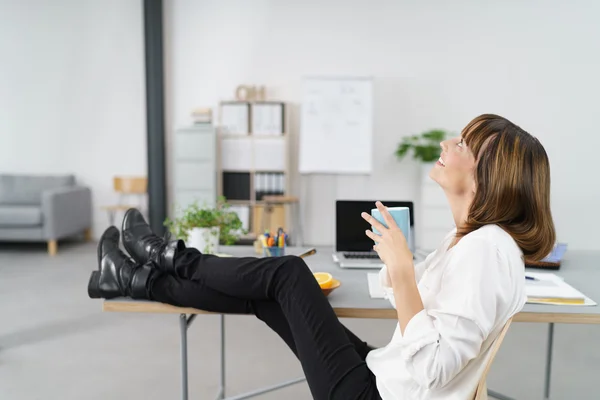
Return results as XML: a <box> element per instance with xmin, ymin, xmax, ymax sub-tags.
<box><xmin>342</xmin><ymin>252</ymin><xmax>417</xmax><ymax>260</ymax></box>
<box><xmin>343</xmin><ymin>252</ymin><xmax>380</xmax><ymax>259</ymax></box>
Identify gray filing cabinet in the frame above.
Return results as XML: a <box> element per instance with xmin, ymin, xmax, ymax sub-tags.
<box><xmin>172</xmin><ymin>124</ymin><xmax>216</xmax><ymax>216</ymax></box>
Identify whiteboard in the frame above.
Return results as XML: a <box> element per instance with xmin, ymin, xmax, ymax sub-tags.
<box><xmin>299</xmin><ymin>77</ymin><xmax>373</xmax><ymax>174</ymax></box>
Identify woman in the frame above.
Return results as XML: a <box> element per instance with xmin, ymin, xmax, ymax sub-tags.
<box><xmin>88</xmin><ymin>114</ymin><xmax>555</xmax><ymax>400</ymax></box>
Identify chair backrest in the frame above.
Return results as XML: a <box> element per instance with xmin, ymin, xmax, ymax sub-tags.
<box><xmin>113</xmin><ymin>176</ymin><xmax>147</xmax><ymax>195</ymax></box>
<box><xmin>473</xmin><ymin>317</ymin><xmax>513</xmax><ymax>400</ymax></box>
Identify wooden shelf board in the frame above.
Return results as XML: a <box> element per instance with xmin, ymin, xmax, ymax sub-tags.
<box><xmin>226</xmin><ymin>200</ymin><xmax>279</xmax><ymax>206</ymax></box>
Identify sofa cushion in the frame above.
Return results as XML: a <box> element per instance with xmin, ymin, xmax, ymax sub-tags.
<box><xmin>0</xmin><ymin>174</ymin><xmax>75</xmax><ymax>205</ymax></box>
<box><xmin>0</xmin><ymin>206</ymin><xmax>43</xmax><ymax>227</ymax></box>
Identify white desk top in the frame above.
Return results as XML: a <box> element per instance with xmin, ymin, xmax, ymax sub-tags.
<box><xmin>104</xmin><ymin>246</ymin><xmax>600</xmax><ymax>323</ymax></box>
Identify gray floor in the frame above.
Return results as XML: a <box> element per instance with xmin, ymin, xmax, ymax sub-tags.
<box><xmin>0</xmin><ymin>242</ymin><xmax>598</xmax><ymax>400</ymax></box>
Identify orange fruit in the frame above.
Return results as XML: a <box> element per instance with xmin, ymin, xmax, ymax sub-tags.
<box><xmin>314</xmin><ymin>272</ymin><xmax>333</xmax><ymax>289</ymax></box>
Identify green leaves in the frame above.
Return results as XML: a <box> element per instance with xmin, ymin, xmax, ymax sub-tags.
<box><xmin>422</xmin><ymin>129</ymin><xmax>447</xmax><ymax>141</ymax></box>
<box><xmin>164</xmin><ymin>196</ymin><xmax>246</xmax><ymax>245</ymax></box>
<box><xmin>395</xmin><ymin>129</ymin><xmax>449</xmax><ymax>163</ymax></box>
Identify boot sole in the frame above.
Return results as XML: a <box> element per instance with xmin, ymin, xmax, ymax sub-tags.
<box><xmin>87</xmin><ymin>271</ymin><xmax>102</xmax><ymax>298</ymax></box>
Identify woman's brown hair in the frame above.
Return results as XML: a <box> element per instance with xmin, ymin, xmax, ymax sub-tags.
<box><xmin>458</xmin><ymin>114</ymin><xmax>556</xmax><ymax>261</ymax></box>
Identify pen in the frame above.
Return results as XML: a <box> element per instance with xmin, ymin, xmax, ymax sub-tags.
<box><xmin>526</xmin><ymin>275</ymin><xmax>538</xmax><ymax>281</ymax></box>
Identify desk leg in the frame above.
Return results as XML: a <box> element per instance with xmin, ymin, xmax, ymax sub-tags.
<box><xmin>544</xmin><ymin>323</ymin><xmax>554</xmax><ymax>400</ymax></box>
<box><xmin>215</xmin><ymin>314</ymin><xmax>225</xmax><ymax>400</ymax></box>
<box><xmin>180</xmin><ymin>314</ymin><xmax>198</xmax><ymax>400</ymax></box>
<box><xmin>180</xmin><ymin>314</ymin><xmax>189</xmax><ymax>400</ymax></box>
<box><xmin>487</xmin><ymin>390</ymin><xmax>515</xmax><ymax>400</ymax></box>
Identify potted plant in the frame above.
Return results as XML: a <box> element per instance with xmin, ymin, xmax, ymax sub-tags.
<box><xmin>396</xmin><ymin>128</ymin><xmax>449</xmax><ymax>179</ymax></box>
<box><xmin>164</xmin><ymin>196</ymin><xmax>245</xmax><ymax>254</ymax></box>
<box><xmin>395</xmin><ymin>129</ymin><xmax>448</xmax><ymax>162</ymax></box>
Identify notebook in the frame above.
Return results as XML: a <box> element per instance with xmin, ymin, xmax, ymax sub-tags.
<box><xmin>525</xmin><ymin>243</ymin><xmax>568</xmax><ymax>270</ymax></box>
<box><xmin>367</xmin><ymin>273</ymin><xmax>387</xmax><ymax>299</ymax></box>
<box><xmin>525</xmin><ymin>272</ymin><xmax>596</xmax><ymax>306</ymax></box>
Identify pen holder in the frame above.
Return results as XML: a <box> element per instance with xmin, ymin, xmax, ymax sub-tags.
<box><xmin>263</xmin><ymin>246</ymin><xmax>285</xmax><ymax>257</ymax></box>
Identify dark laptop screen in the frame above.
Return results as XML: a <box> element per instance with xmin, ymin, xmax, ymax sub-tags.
<box><xmin>335</xmin><ymin>200</ymin><xmax>414</xmax><ymax>252</ymax></box>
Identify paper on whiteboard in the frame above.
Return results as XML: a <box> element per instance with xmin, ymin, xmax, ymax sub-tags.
<box><xmin>299</xmin><ymin>77</ymin><xmax>373</xmax><ymax>174</ymax></box>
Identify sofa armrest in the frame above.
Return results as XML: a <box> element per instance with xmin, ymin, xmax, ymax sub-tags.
<box><xmin>42</xmin><ymin>186</ymin><xmax>92</xmax><ymax>239</ymax></box>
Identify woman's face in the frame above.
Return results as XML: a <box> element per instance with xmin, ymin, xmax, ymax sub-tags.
<box><xmin>430</xmin><ymin>136</ymin><xmax>477</xmax><ymax>196</ymax></box>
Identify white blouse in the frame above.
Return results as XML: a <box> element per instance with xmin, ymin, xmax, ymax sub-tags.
<box><xmin>365</xmin><ymin>224</ymin><xmax>527</xmax><ymax>400</ymax></box>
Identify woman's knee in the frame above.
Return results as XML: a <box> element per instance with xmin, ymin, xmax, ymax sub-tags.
<box><xmin>279</xmin><ymin>255</ymin><xmax>310</xmax><ymax>275</ymax></box>
<box><xmin>269</xmin><ymin>256</ymin><xmax>317</xmax><ymax>295</ymax></box>
<box><xmin>274</xmin><ymin>256</ymin><xmax>316</xmax><ymax>286</ymax></box>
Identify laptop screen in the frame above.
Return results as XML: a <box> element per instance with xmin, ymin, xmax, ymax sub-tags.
<box><xmin>335</xmin><ymin>200</ymin><xmax>414</xmax><ymax>252</ymax></box>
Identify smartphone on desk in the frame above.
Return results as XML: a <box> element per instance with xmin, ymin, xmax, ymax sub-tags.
<box><xmin>298</xmin><ymin>248</ymin><xmax>317</xmax><ymax>259</ymax></box>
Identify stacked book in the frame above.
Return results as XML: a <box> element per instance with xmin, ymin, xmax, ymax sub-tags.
<box><xmin>525</xmin><ymin>243</ymin><xmax>568</xmax><ymax>270</ymax></box>
<box><xmin>525</xmin><ymin>272</ymin><xmax>595</xmax><ymax>306</ymax></box>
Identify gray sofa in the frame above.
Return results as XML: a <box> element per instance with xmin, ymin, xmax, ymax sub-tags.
<box><xmin>0</xmin><ymin>174</ymin><xmax>92</xmax><ymax>255</ymax></box>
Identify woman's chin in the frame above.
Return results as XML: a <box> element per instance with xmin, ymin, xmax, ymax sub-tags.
<box><xmin>430</xmin><ymin>171</ymin><xmax>450</xmax><ymax>192</ymax></box>
<box><xmin>429</xmin><ymin>167</ymin><xmax>441</xmax><ymax>183</ymax></box>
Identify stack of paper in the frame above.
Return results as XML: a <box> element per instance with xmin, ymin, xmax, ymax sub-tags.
<box><xmin>367</xmin><ymin>273</ymin><xmax>387</xmax><ymax>299</ymax></box>
<box><xmin>367</xmin><ymin>272</ymin><xmax>596</xmax><ymax>306</ymax></box>
<box><xmin>525</xmin><ymin>272</ymin><xmax>596</xmax><ymax>306</ymax></box>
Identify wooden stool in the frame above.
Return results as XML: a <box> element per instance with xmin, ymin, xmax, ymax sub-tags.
<box><xmin>101</xmin><ymin>176</ymin><xmax>147</xmax><ymax>225</ymax></box>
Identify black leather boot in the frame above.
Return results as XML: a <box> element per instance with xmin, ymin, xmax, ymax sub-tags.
<box><xmin>88</xmin><ymin>226</ymin><xmax>153</xmax><ymax>299</ymax></box>
<box><xmin>121</xmin><ymin>208</ymin><xmax>185</xmax><ymax>273</ymax></box>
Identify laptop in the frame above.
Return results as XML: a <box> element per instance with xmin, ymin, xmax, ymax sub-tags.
<box><xmin>333</xmin><ymin>200</ymin><xmax>419</xmax><ymax>269</ymax></box>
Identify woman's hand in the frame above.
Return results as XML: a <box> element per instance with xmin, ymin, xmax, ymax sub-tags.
<box><xmin>362</xmin><ymin>201</ymin><xmax>414</xmax><ymax>279</ymax></box>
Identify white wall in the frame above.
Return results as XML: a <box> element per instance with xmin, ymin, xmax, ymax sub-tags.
<box><xmin>0</xmin><ymin>0</ymin><xmax>146</xmax><ymax>239</ymax></box>
<box><xmin>174</xmin><ymin>0</ymin><xmax>596</xmax><ymax>250</ymax></box>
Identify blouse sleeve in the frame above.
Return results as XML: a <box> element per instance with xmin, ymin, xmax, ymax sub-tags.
<box><xmin>392</xmin><ymin>236</ymin><xmax>512</xmax><ymax>390</ymax></box>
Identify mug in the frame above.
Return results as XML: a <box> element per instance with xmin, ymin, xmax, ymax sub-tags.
<box><xmin>370</xmin><ymin>206</ymin><xmax>411</xmax><ymax>241</ymax></box>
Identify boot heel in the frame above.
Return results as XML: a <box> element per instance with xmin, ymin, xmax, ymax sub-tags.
<box><xmin>87</xmin><ymin>271</ymin><xmax>102</xmax><ymax>298</ymax></box>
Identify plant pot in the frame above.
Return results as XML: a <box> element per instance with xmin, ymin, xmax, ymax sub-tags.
<box><xmin>186</xmin><ymin>226</ymin><xmax>220</xmax><ymax>254</ymax></box>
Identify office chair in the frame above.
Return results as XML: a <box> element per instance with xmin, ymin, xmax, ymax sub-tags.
<box><xmin>473</xmin><ymin>317</ymin><xmax>514</xmax><ymax>400</ymax></box>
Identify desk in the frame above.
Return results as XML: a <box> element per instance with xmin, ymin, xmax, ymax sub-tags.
<box><xmin>104</xmin><ymin>247</ymin><xmax>600</xmax><ymax>400</ymax></box>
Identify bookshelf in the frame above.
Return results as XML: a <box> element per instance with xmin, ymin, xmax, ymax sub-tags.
<box><xmin>216</xmin><ymin>100</ymin><xmax>291</xmax><ymax>242</ymax></box>
<box><xmin>172</xmin><ymin>124</ymin><xmax>217</xmax><ymax>216</ymax></box>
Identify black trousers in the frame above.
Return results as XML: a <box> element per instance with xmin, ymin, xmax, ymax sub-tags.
<box><xmin>149</xmin><ymin>248</ymin><xmax>382</xmax><ymax>400</ymax></box>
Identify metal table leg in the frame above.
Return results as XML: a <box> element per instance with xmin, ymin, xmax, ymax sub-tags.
<box><xmin>180</xmin><ymin>314</ymin><xmax>189</xmax><ymax>400</ymax></box>
<box><xmin>487</xmin><ymin>389</ymin><xmax>516</xmax><ymax>400</ymax></box>
<box><xmin>221</xmin><ymin>314</ymin><xmax>226</xmax><ymax>398</ymax></box>
<box><xmin>180</xmin><ymin>313</ymin><xmax>304</xmax><ymax>400</ymax></box>
<box><xmin>488</xmin><ymin>322</ymin><xmax>555</xmax><ymax>400</ymax></box>
<box><xmin>180</xmin><ymin>314</ymin><xmax>198</xmax><ymax>400</ymax></box>
<box><xmin>544</xmin><ymin>323</ymin><xmax>554</xmax><ymax>400</ymax></box>
<box><xmin>215</xmin><ymin>314</ymin><xmax>225</xmax><ymax>400</ymax></box>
